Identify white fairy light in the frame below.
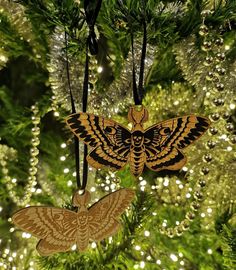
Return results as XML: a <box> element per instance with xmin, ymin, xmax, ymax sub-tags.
<box><xmin>110</xmin><ymin>183</ymin><xmax>116</xmax><ymax>190</ymax></box>
<box><xmin>207</xmin><ymin>249</ymin><xmax>213</xmax><ymax>254</ymax></box>
<box><xmin>36</xmin><ymin>188</ymin><xmax>42</xmax><ymax>194</ymax></box>
<box><xmin>225</xmin><ymin>45</ymin><xmax>230</xmax><ymax>50</ymax></box>
<box><xmin>176</xmin><ymin>221</ymin><xmax>180</xmax><ymax>225</ymax></box>
<box><xmin>71</xmin><ymin>244</ymin><xmax>76</xmax><ymax>251</ymax></box>
<box><xmin>135</xmin><ymin>245</ymin><xmax>141</xmax><ymax>251</ymax></box>
<box><xmin>9</xmin><ymin>227</ymin><xmax>15</xmax><ymax>233</ymax></box>
<box><xmin>67</xmin><ymin>180</ymin><xmax>73</xmax><ymax>187</ymax></box>
<box><xmin>162</xmin><ymin>221</ymin><xmax>167</xmax><ymax>227</ymax></box>
<box><xmin>29</xmin><ymin>261</ymin><xmax>34</xmax><ymax>266</ymax></box>
<box><xmin>61</xmin><ymin>143</ymin><xmax>67</xmax><ymax>148</ymax></box>
<box><xmin>207</xmin><ymin>208</ymin><xmax>212</xmax><ymax>213</ymax></box>
<box><xmin>97</xmin><ymin>66</ymin><xmax>103</xmax><ymax>73</ymax></box>
<box><xmin>90</xmin><ymin>187</ymin><xmax>96</xmax><ymax>192</ymax></box>
<box><xmin>0</xmin><ymin>206</ymin><xmax>2</xmax><ymax>212</ymax></box>
<box><xmin>227</xmin><ymin>146</ymin><xmax>232</xmax><ymax>152</ymax></box>
<box><xmin>186</xmin><ymin>193</ymin><xmax>191</xmax><ymax>198</ymax></box>
<box><xmin>139</xmin><ymin>176</ymin><xmax>143</xmax><ymax>181</ymax></box>
<box><xmin>144</xmin><ymin>230</ymin><xmax>150</xmax><ymax>237</ymax></box>
<box><xmin>12</xmin><ymin>252</ymin><xmax>17</xmax><ymax>258</ymax></box>
<box><xmin>8</xmin><ymin>257</ymin><xmax>13</xmax><ymax>262</ymax></box>
<box><xmin>170</xmin><ymin>254</ymin><xmax>178</xmax><ymax>262</ymax></box>
<box><xmin>176</xmin><ymin>179</ymin><xmax>181</xmax><ymax>184</ymax></box>
<box><xmin>73</xmin><ymin>171</ymin><xmax>76</xmax><ymax>177</ymax></box>
<box><xmin>179</xmin><ymin>252</ymin><xmax>183</xmax><ymax>257</ymax></box>
<box><xmin>201</xmin><ymin>213</ymin><xmax>206</xmax><ymax>218</ymax></box>
<box><xmin>180</xmin><ymin>260</ymin><xmax>185</xmax><ymax>265</ymax></box>
<box><xmin>146</xmin><ymin>255</ymin><xmax>151</xmax><ymax>260</ymax></box>
<box><xmin>11</xmin><ymin>178</ymin><xmax>17</xmax><ymax>183</ymax></box>
<box><xmin>134</xmin><ymin>265</ymin><xmax>139</xmax><ymax>269</ymax></box>
<box><xmin>140</xmin><ymin>180</ymin><xmax>147</xmax><ymax>186</ymax></box>
<box><xmin>105</xmin><ymin>186</ymin><xmax>110</xmax><ymax>191</ymax></box>
<box><xmin>63</xmin><ymin>168</ymin><xmax>69</xmax><ymax>173</ymax></box>
<box><xmin>229</xmin><ymin>103</ymin><xmax>235</xmax><ymax>110</ymax></box>
<box><xmin>54</xmin><ymin>111</ymin><xmax>60</xmax><ymax>117</ymax></box>
<box><xmin>152</xmin><ymin>212</ymin><xmax>157</xmax><ymax>216</ymax></box>
<box><xmin>140</xmin><ymin>261</ymin><xmax>145</xmax><ymax>268</ymax></box>
<box><xmin>163</xmin><ymin>178</ymin><xmax>169</xmax><ymax>187</ymax></box>
<box><xmin>179</xmin><ymin>184</ymin><xmax>184</xmax><ymax>189</ymax></box>
<box><xmin>4</xmin><ymin>249</ymin><xmax>10</xmax><ymax>255</ymax></box>
<box><xmin>156</xmin><ymin>259</ymin><xmax>161</xmax><ymax>265</ymax></box>
<box><xmin>182</xmin><ymin>166</ymin><xmax>188</xmax><ymax>172</ymax></box>
<box><xmin>91</xmin><ymin>242</ymin><xmax>97</xmax><ymax>249</ymax></box>
<box><xmin>60</xmin><ymin>156</ymin><xmax>66</xmax><ymax>161</ymax></box>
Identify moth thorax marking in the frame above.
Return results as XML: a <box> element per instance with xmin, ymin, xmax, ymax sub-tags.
<box><xmin>128</xmin><ymin>106</ymin><xmax>148</xmax><ymax>129</ymax></box>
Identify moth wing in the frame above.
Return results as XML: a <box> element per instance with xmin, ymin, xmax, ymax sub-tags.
<box><xmin>66</xmin><ymin>113</ymin><xmax>131</xmax><ymax>170</ymax></box>
<box><xmin>12</xmin><ymin>207</ymin><xmax>78</xmax><ymax>256</ymax></box>
<box><xmin>88</xmin><ymin>189</ymin><xmax>135</xmax><ymax>241</ymax></box>
<box><xmin>144</xmin><ymin>115</ymin><xmax>210</xmax><ymax>171</ymax></box>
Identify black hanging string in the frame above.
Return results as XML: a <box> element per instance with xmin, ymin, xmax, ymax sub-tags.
<box><xmin>131</xmin><ymin>2</ymin><xmax>147</xmax><ymax>105</ymax></box>
<box><xmin>64</xmin><ymin>0</ymin><xmax>102</xmax><ymax>190</ymax></box>
<box><xmin>118</xmin><ymin>0</ymin><xmax>147</xmax><ymax>105</ymax></box>
<box><xmin>81</xmin><ymin>42</ymin><xmax>89</xmax><ymax>190</ymax></box>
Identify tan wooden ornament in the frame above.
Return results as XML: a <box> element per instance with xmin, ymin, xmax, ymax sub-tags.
<box><xmin>12</xmin><ymin>188</ymin><xmax>135</xmax><ymax>256</ymax></box>
<box><xmin>66</xmin><ymin>106</ymin><xmax>210</xmax><ymax>177</ymax></box>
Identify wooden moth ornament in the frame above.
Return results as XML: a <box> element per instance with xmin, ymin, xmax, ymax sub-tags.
<box><xmin>12</xmin><ymin>188</ymin><xmax>135</xmax><ymax>256</ymax></box>
<box><xmin>66</xmin><ymin>106</ymin><xmax>210</xmax><ymax>177</ymax></box>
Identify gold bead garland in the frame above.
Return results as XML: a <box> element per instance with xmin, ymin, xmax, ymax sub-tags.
<box><xmin>158</xmin><ymin>13</ymin><xmax>235</xmax><ymax>238</ymax></box>
<box><xmin>0</xmin><ymin>104</ymin><xmax>41</xmax><ymax>207</ymax></box>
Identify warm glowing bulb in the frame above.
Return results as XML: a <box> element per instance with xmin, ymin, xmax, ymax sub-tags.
<box><xmin>140</xmin><ymin>261</ymin><xmax>145</xmax><ymax>268</ymax></box>
<box><xmin>140</xmin><ymin>180</ymin><xmax>147</xmax><ymax>186</ymax></box>
<box><xmin>135</xmin><ymin>245</ymin><xmax>141</xmax><ymax>251</ymax></box>
<box><xmin>144</xmin><ymin>230</ymin><xmax>150</xmax><ymax>237</ymax></box>
<box><xmin>11</xmin><ymin>178</ymin><xmax>17</xmax><ymax>183</ymax></box>
<box><xmin>90</xmin><ymin>187</ymin><xmax>96</xmax><ymax>192</ymax></box>
<box><xmin>71</xmin><ymin>244</ymin><xmax>76</xmax><ymax>251</ymax></box>
<box><xmin>60</xmin><ymin>156</ymin><xmax>66</xmax><ymax>161</ymax></box>
<box><xmin>170</xmin><ymin>254</ymin><xmax>178</xmax><ymax>262</ymax></box>
<box><xmin>207</xmin><ymin>249</ymin><xmax>213</xmax><ymax>254</ymax></box>
<box><xmin>63</xmin><ymin>168</ymin><xmax>69</xmax><ymax>173</ymax></box>
<box><xmin>186</xmin><ymin>193</ymin><xmax>191</xmax><ymax>198</ymax></box>
<box><xmin>61</xmin><ymin>143</ymin><xmax>67</xmax><ymax>148</ymax></box>
<box><xmin>207</xmin><ymin>208</ymin><xmax>212</xmax><ymax>213</ymax></box>
<box><xmin>97</xmin><ymin>66</ymin><xmax>103</xmax><ymax>73</ymax></box>
<box><xmin>91</xmin><ymin>242</ymin><xmax>97</xmax><ymax>249</ymax></box>
<box><xmin>156</xmin><ymin>259</ymin><xmax>161</xmax><ymax>265</ymax></box>
<box><xmin>163</xmin><ymin>178</ymin><xmax>169</xmax><ymax>186</ymax></box>
<box><xmin>67</xmin><ymin>180</ymin><xmax>73</xmax><ymax>187</ymax></box>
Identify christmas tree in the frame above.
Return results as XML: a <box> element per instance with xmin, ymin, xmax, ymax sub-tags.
<box><xmin>0</xmin><ymin>0</ymin><xmax>236</xmax><ymax>269</ymax></box>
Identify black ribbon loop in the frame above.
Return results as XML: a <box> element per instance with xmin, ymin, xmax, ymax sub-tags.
<box><xmin>84</xmin><ymin>0</ymin><xmax>102</xmax><ymax>55</ymax></box>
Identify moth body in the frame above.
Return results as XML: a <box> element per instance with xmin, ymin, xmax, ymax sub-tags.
<box><xmin>76</xmin><ymin>211</ymin><xmax>90</xmax><ymax>251</ymax></box>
